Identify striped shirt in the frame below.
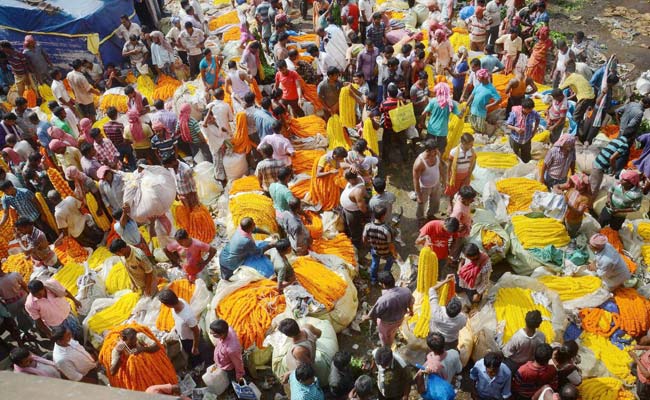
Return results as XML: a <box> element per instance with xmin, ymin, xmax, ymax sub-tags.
<box><xmin>362</xmin><ymin>221</ymin><xmax>393</xmax><ymax>256</ymax></box>
<box><xmin>2</xmin><ymin>188</ymin><xmax>39</xmax><ymax>222</ymax></box>
<box><xmin>173</xmin><ymin>161</ymin><xmax>196</xmax><ymax>195</ymax></box>
<box><xmin>366</xmin><ymin>22</ymin><xmax>386</xmax><ymax>49</ymax></box>
<box><xmin>544</xmin><ymin>147</ymin><xmax>575</xmax><ymax>180</ymax></box>
<box><xmin>176</xmin><ymin>119</ymin><xmax>203</xmax><ymax>144</ymax></box>
<box><xmin>103</xmin><ymin>121</ymin><xmax>125</xmax><ymax>146</ymax></box>
<box><xmin>594</xmin><ymin>136</ymin><xmax>629</xmax><ymax>172</ymax></box>
<box><xmin>7</xmin><ymin>51</ymin><xmax>29</xmax><ymax>75</ymax></box>
<box><xmin>255</xmin><ymin>158</ymin><xmax>284</xmax><ymax>191</ymax></box>
<box><xmin>151</xmin><ymin>134</ymin><xmax>178</xmax><ymax>159</ymax></box>
<box><xmin>449</xmin><ymin>147</ymin><xmax>475</xmax><ymax>174</ymax></box>
<box><xmin>93</xmin><ymin>138</ymin><xmax>120</xmax><ymax>166</ymax></box>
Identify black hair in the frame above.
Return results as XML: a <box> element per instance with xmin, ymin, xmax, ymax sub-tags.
<box><xmin>295</xmin><ymin>363</ymin><xmax>315</xmax><ymax>383</ymax></box>
<box><xmin>79</xmin><ymin>142</ymin><xmax>93</xmax><ymax>157</ymax></box>
<box><xmin>154</xmin><ymin>99</ymin><xmax>165</xmax><ymax>110</ymax></box>
<box><xmin>259</xmin><ymin>143</ymin><xmax>273</xmax><ymax>158</ymax></box>
<box><xmin>209</xmin><ymin>319</ymin><xmax>229</xmax><ymax>335</ymax></box>
<box><xmin>0</xmin><ymin>180</ymin><xmax>14</xmax><ymax>190</ymax></box>
<box><xmin>203</xmin><ymin>48</ymin><xmax>212</xmax><ymax>56</ymax></box>
<box><xmin>278</xmin><ymin>318</ymin><xmax>300</xmax><ymax>337</ymax></box>
<box><xmin>374</xmin><ymin>346</ymin><xmax>393</xmax><ymax>366</ymax></box>
<box><xmin>275</xmin><ymin>238</ymin><xmax>291</xmax><ymax>252</ymax></box>
<box><xmin>244</xmin><ymin>92</ymin><xmax>256</xmax><ymax>106</ymax></box>
<box><xmin>10</xmin><ymin>348</ymin><xmax>30</xmax><ymax>364</ymax></box>
<box><xmin>332</xmin><ymin>146</ymin><xmax>348</xmax><ymax>159</ymax></box>
<box><xmin>426</xmin><ymin>332</ymin><xmax>445</xmax><ymax>353</ymax></box>
<box><xmin>373</xmin><ymin>205</ymin><xmax>387</xmax><ymax>219</ymax></box>
<box><xmin>327</xmin><ymin>67</ymin><xmax>340</xmax><ymax>77</ymax></box>
<box><xmin>344</xmin><ymin>170</ymin><xmax>358</xmax><ymax>181</ymax></box>
<box><xmin>158</xmin><ymin>288</ymin><xmax>180</xmax><ymax>306</ymax></box>
<box><xmin>90</xmin><ymin>128</ymin><xmax>102</xmax><ymax>138</ymax></box>
<box><xmin>372</xmin><ymin>176</ymin><xmax>386</xmax><ymax>193</ymax></box>
<box><xmin>355</xmin><ymin>375</ymin><xmax>373</xmax><ymax>396</ymax></box>
<box><xmin>444</xmin><ymin>217</ymin><xmax>460</xmax><ymax>233</ymax></box>
<box><xmin>333</xmin><ymin>351</ymin><xmax>351</xmax><ymax>370</ymax></box>
<box><xmin>109</xmin><ymin>238</ymin><xmax>127</xmax><ymax>253</ymax></box>
<box><xmin>14</xmin><ymin>97</ymin><xmax>27</xmax><ymax>107</ymax></box>
<box><xmin>521</xmin><ymin>97</ymin><xmax>535</xmax><ymax>109</ymax></box>
<box><xmin>240</xmin><ymin>217</ymin><xmax>254</xmax><ymax>231</ymax></box>
<box><xmin>463</xmin><ymin>242</ymin><xmax>480</xmax><ymax>258</ymax></box>
<box><xmin>458</xmin><ymin>185</ymin><xmax>477</xmax><ymax>200</ymax></box>
<box><xmin>378</xmin><ymin>271</ymin><xmax>395</xmax><ymax>287</ymax></box>
<box><xmin>27</xmin><ymin>279</ymin><xmax>44</xmax><ymax>294</ymax></box>
<box><xmin>470</xmin><ymin>58</ymin><xmax>481</xmax><ymax>67</ymax></box>
<box><xmin>14</xmin><ymin>217</ymin><xmax>33</xmax><ymax>228</ymax></box>
<box><xmin>446</xmin><ymin>298</ymin><xmax>462</xmax><ymax>318</ymax></box>
<box><xmin>559</xmin><ymin>384</ymin><xmax>579</xmax><ymax>400</ymax></box>
<box><xmin>386</xmin><ymin>83</ymin><xmax>398</xmax><ymax>98</ymax></box>
<box><xmin>525</xmin><ymin>310</ymin><xmax>543</xmax><ymax>329</ymax></box>
<box><xmin>174</xmin><ymin>228</ymin><xmax>190</xmax><ymax>240</ymax></box>
<box><xmin>106</xmin><ymin>107</ymin><xmax>118</xmax><ymax>119</ymax></box>
<box><xmin>50</xmin><ymin>326</ymin><xmax>67</xmax><ymax>342</ymax></box>
<box><xmin>535</xmin><ymin>343</ymin><xmax>553</xmax><ymax>364</ymax></box>
<box><xmin>483</xmin><ymin>352</ymin><xmax>503</xmax><ymax>369</ymax></box>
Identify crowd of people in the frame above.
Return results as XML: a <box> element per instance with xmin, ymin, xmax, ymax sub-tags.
<box><xmin>1</xmin><ymin>0</ymin><xmax>650</xmax><ymax>399</ymax></box>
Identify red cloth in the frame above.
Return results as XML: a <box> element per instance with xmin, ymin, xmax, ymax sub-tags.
<box><xmin>513</xmin><ymin>361</ymin><xmax>558</xmax><ymax>398</ymax></box>
<box><xmin>458</xmin><ymin>253</ymin><xmax>489</xmax><ymax>288</ymax></box>
<box><xmin>275</xmin><ymin>70</ymin><xmax>301</xmax><ymax>101</ymax></box>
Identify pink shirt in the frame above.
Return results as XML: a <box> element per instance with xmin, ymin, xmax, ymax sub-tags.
<box><xmin>3</xmin><ymin>147</ymin><xmax>22</xmax><ymax>166</ymax></box>
<box><xmin>451</xmin><ymin>200</ymin><xmax>472</xmax><ymax>237</ymax></box>
<box><xmin>166</xmin><ymin>239</ymin><xmax>211</xmax><ymax>277</ymax></box>
<box><xmin>214</xmin><ymin>327</ymin><xmax>245</xmax><ymax>380</ymax></box>
<box><xmin>24</xmin><ymin>279</ymin><xmax>71</xmax><ymax>327</ymax></box>
<box><xmin>257</xmin><ymin>133</ymin><xmax>294</xmax><ymax>166</ymax></box>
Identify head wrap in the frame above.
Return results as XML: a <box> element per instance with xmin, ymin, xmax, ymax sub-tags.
<box><xmin>79</xmin><ymin>118</ymin><xmax>93</xmax><ymax>144</ymax></box>
<box><xmin>435</xmin><ymin>82</ymin><xmax>453</xmax><ymax>112</ymax></box>
<box><xmin>434</xmin><ymin>29</ymin><xmax>447</xmax><ymax>41</ymax></box>
<box><xmin>458</xmin><ymin>46</ymin><xmax>468</xmax><ymax>57</ymax></box>
<box><xmin>96</xmin><ymin>166</ymin><xmax>111</xmax><ymax>180</ymax></box>
<box><xmin>127</xmin><ymin>110</ymin><xmax>145</xmax><ymax>142</ymax></box>
<box><xmin>171</xmin><ymin>16</ymin><xmax>181</xmax><ymax>24</ymax></box>
<box><xmin>620</xmin><ymin>169</ymin><xmax>640</xmax><ymax>186</ymax></box>
<box><xmin>48</xmin><ymin>126</ymin><xmax>77</xmax><ymax>148</ymax></box>
<box><xmin>178</xmin><ymin>103</ymin><xmax>193</xmax><ymax>143</ymax></box>
<box><xmin>152</xmin><ymin>120</ymin><xmax>167</xmax><ymax>133</ymax></box>
<box><xmin>554</xmin><ymin>134</ymin><xmax>576</xmax><ymax>149</ymax></box>
<box><xmin>23</xmin><ymin>35</ymin><xmax>35</xmax><ymax>48</ymax></box>
<box><xmin>476</xmin><ymin>68</ymin><xmax>490</xmax><ymax>80</ymax></box>
<box><xmin>589</xmin><ymin>233</ymin><xmax>608</xmax><ymax>249</ymax></box>
<box><xmin>48</xmin><ymin>139</ymin><xmax>66</xmax><ymax>152</ymax></box>
<box><xmin>570</xmin><ymin>173</ymin><xmax>590</xmax><ymax>193</ymax></box>
<box><xmin>65</xmin><ymin>166</ymin><xmax>81</xmax><ymax>180</ymax></box>
<box><xmin>537</xmin><ymin>25</ymin><xmax>550</xmax><ymax>41</ymax></box>
<box><xmin>150</xmin><ymin>31</ymin><xmax>174</xmax><ymax>53</ymax></box>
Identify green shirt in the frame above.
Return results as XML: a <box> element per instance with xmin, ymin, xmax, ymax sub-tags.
<box><xmin>269</xmin><ymin>182</ymin><xmax>295</xmax><ymax>212</ymax></box>
<box><xmin>609</xmin><ymin>184</ymin><xmax>642</xmax><ymax>215</ymax></box>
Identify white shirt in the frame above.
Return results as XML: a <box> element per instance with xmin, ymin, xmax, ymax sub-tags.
<box><xmin>51</xmin><ymin>79</ymin><xmax>70</xmax><ymax>103</ymax></box>
<box><xmin>179</xmin><ymin>29</ymin><xmax>205</xmax><ymax>56</ymax></box>
<box><xmin>54</xmin><ymin>196</ymin><xmax>92</xmax><ymax>238</ymax></box>
<box><xmin>172</xmin><ymin>299</ymin><xmax>198</xmax><ymax>340</ymax></box>
<box><xmin>495</xmin><ymin>34</ymin><xmax>522</xmax><ymax>56</ymax></box>
<box><xmin>485</xmin><ymin>0</ymin><xmax>503</xmax><ymax>28</ymax></box>
<box><xmin>358</xmin><ymin>0</ymin><xmax>375</xmax><ymax>22</ymax></box>
<box><xmin>208</xmin><ymin>100</ymin><xmax>234</xmax><ymax>135</ymax></box>
<box><xmin>66</xmin><ymin>70</ymin><xmax>94</xmax><ymax>105</ymax></box>
<box><xmin>117</xmin><ymin>22</ymin><xmax>142</xmax><ymax>43</ymax></box>
<box><xmin>439</xmin><ymin>349</ymin><xmax>463</xmax><ymax>383</ymax></box>
<box><xmin>503</xmin><ymin>328</ymin><xmax>546</xmax><ymax>365</ymax></box>
<box><xmin>53</xmin><ymin>340</ymin><xmax>97</xmax><ymax>381</ymax></box>
<box><xmin>166</xmin><ymin>26</ymin><xmax>181</xmax><ymax>49</ymax></box>
<box><xmin>151</xmin><ymin>42</ymin><xmax>175</xmax><ymax>67</ymax></box>
<box><xmin>428</xmin><ymin>288</ymin><xmax>467</xmax><ymax>341</ymax></box>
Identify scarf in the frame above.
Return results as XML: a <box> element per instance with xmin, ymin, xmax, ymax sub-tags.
<box><xmin>510</xmin><ymin>105</ymin><xmax>525</xmax><ymax>129</ymax></box>
<box><xmin>435</xmin><ymin>82</ymin><xmax>453</xmax><ymax>112</ymax></box>
<box><xmin>150</xmin><ymin>31</ymin><xmax>174</xmax><ymax>53</ymax></box>
<box><xmin>127</xmin><ymin>110</ymin><xmax>145</xmax><ymax>142</ymax></box>
<box><xmin>178</xmin><ymin>103</ymin><xmax>193</xmax><ymax>143</ymax></box>
<box><xmin>79</xmin><ymin>118</ymin><xmax>93</xmax><ymax>144</ymax></box>
<box><xmin>14</xmin><ymin>355</ymin><xmax>58</xmax><ymax>377</ymax></box>
<box><xmin>65</xmin><ymin>166</ymin><xmax>89</xmax><ymax>199</ymax></box>
<box><xmin>458</xmin><ymin>253</ymin><xmax>488</xmax><ymax>288</ymax></box>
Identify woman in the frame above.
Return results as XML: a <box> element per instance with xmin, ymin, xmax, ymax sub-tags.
<box><xmin>556</xmin><ymin>173</ymin><xmax>592</xmax><ymax>240</ymax></box>
<box><xmin>124</xmin><ymin>110</ymin><xmax>156</xmax><ymax>164</ymax></box>
<box><xmin>598</xmin><ymin>169</ymin><xmax>643</xmax><ymax>231</ymax></box>
<box><xmin>78</xmin><ymin>118</ymin><xmax>94</xmax><ymax>144</ymax></box>
<box><xmin>177</xmin><ymin>103</ymin><xmax>211</xmax><ymax>163</ymax></box>
<box><xmin>525</xmin><ymin>26</ymin><xmax>554</xmax><ymax>84</ymax></box>
<box><xmin>541</xmin><ymin>134</ymin><xmax>576</xmax><ymax>189</ymax></box>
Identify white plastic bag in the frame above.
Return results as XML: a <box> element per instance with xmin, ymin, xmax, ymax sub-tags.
<box><xmin>194</xmin><ymin>161</ymin><xmax>224</xmax><ymax>206</ymax></box>
<box><xmin>76</xmin><ymin>265</ymin><xmax>106</xmax><ymax>316</ymax></box>
<box><xmin>531</xmin><ymin>191</ymin><xmax>567</xmax><ymax>221</ymax></box>
<box><xmin>123</xmin><ymin>166</ymin><xmax>177</xmax><ymax>223</ymax></box>
<box><xmin>223</xmin><ymin>151</ymin><xmax>248</xmax><ymax>181</ymax></box>
<box><xmin>481</xmin><ymin>181</ymin><xmax>509</xmax><ymax>224</ymax></box>
<box><xmin>203</xmin><ymin>365</ymin><xmax>230</xmax><ymax>395</ymax></box>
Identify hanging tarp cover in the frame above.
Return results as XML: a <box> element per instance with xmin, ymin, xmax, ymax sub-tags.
<box><xmin>0</xmin><ymin>0</ymin><xmax>139</xmax><ymax>67</ymax></box>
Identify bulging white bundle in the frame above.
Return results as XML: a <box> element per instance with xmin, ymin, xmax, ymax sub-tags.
<box><xmin>123</xmin><ymin>166</ymin><xmax>177</xmax><ymax>223</ymax></box>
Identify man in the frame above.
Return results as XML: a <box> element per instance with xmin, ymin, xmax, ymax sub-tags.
<box><xmin>12</xmin><ymin>97</ymin><xmax>37</xmax><ymax>145</ymax></box>
<box><xmin>317</xmin><ymin>67</ymin><xmax>343</xmax><ymax>119</ymax></box>
<box><xmin>208</xmin><ymin>88</ymin><xmax>234</xmax><ymax>136</ymax></box>
<box><xmin>50</xmin><ymin>106</ymin><xmax>80</xmax><ymax>139</ymax></box>
<box><xmin>480</xmin><ymin>45</ymin><xmax>505</xmax><ymax>74</ymax></box>
<box><xmin>66</xmin><ymin>59</ymin><xmax>100</xmax><ymax>121</ymax></box>
<box><xmin>289</xmin><ymin>364</ymin><xmax>325</xmax><ymax>400</ymax></box>
<box><xmin>513</xmin><ymin>343</ymin><xmax>558</xmax><ymax>399</ymax></box>
<box><xmin>0</xmin><ymin>267</ymin><xmax>32</xmax><ymax>335</ymax></box>
<box><xmin>357</xmin><ymin>40</ymin><xmax>379</xmax><ymax>85</ymax></box>
<box><xmin>278</xmin><ymin>318</ymin><xmax>321</xmax><ymax>369</ymax></box>
<box><xmin>151</xmin><ymin>121</ymin><xmax>178</xmax><ymax>161</ymax></box>
<box><xmin>545</xmin><ymin>89</ymin><xmax>569</xmax><ymax>143</ymax></box>
<box><xmin>428</xmin><ymin>275</ymin><xmax>467</xmax><ymax>350</ymax></box>
<box><xmin>158</xmin><ymin>288</ymin><xmax>213</xmax><ymax>368</ymax></box>
<box><xmin>506</xmin><ymin>97</ymin><xmax>540</xmax><ymax>163</ymax></box>
<box><xmin>496</xmin><ymin>28</ymin><xmax>523</xmax><ymax>74</ymax></box>
<box><xmin>362</xmin><ymin>205</ymin><xmax>394</xmax><ymax>286</ymax></box>
<box><xmin>209</xmin><ymin>319</ymin><xmax>245</xmax><ymax>383</ymax></box>
<box><xmin>49</xmin><ymin>190</ymin><xmax>104</xmax><ymax>248</ymax></box>
<box><xmin>0</xmin><ymin>181</ymin><xmax>56</xmax><ymax>241</ymax></box>
<box><xmin>412</xmin><ymin>139</ymin><xmax>445</xmax><ymax>224</ymax></box>
<box><xmin>415</xmin><ymin>217</ymin><xmax>460</xmax><ymax>268</ymax></box>
<box><xmin>182</xmin><ymin>6</ymin><xmax>203</xmax><ymax>29</ymax></box>
<box><xmin>363</xmin><ymin>271</ymin><xmax>414</xmax><ymax>347</ymax></box>
<box><xmin>164</xmin><ymin>229</ymin><xmax>217</xmax><ymax>284</ymax></box>
<box><xmin>274</xmin><ymin>32</ymin><xmax>290</xmax><ymax>63</ymax></box>
<box><xmin>466</xmin><ymin>6</ymin><xmax>489</xmax><ymax>51</ymax></box>
<box><xmin>372</xmin><ymin>346</ymin><xmax>412</xmax><ymax>400</ymax></box>
<box><xmin>269</xmin><ymin>167</ymin><xmax>296</xmax><ymax>213</ymax></box>
<box><xmin>271</xmin><ymin>239</ymin><xmax>297</xmax><ymax>292</ymax></box>
<box><xmin>278</xmin><ymin>198</ymin><xmax>312</xmax><ymax>256</ymax></box>
<box><xmin>151</xmin><ymin>100</ymin><xmax>178</xmax><ymax>135</ymax></box>
<box><xmin>587</xmin><ymin>233</ymin><xmax>631</xmax><ymax>291</ymax></box>
<box><xmin>24</xmin><ymin>279</ymin><xmax>82</xmax><ymax>340</ymax></box>
<box><xmin>358</xmin><ymin>0</ymin><xmax>375</xmax><ymax>43</ymax></box>
<box><xmin>50</xmin><ymin>70</ymin><xmax>76</xmax><ymax>113</ymax></box>
<box><xmin>253</xmin><ymin>97</ymin><xmax>277</xmax><ymax>140</ymax></box>
<box><xmin>560</xmin><ymin>62</ymin><xmax>595</xmax><ymax>138</ymax></box>
<box><xmin>379</xmin><ymin>83</ymin><xmax>409</xmax><ymax>165</ymax></box>
<box><xmin>423</xmin><ymin>83</ymin><xmax>462</xmax><ymax>153</ymax></box>
<box><xmin>470</xmin><ymin>352</ymin><xmax>513</xmax><ymax>400</ymax></box>
<box><xmin>0</xmin><ymin>41</ymin><xmax>31</xmax><ymax>96</ymax></box>
<box><xmin>110</xmin><ymin>327</ymin><xmax>160</xmax><ymax>375</ymax></box>
<box><xmin>551</xmin><ymin>40</ymin><xmax>575</xmax><ymax>89</ymax></box>
<box><xmin>421</xmin><ymin>333</ymin><xmax>462</xmax><ymax>385</ymax></box>
<box><xmin>163</xmin><ymin>155</ymin><xmax>199</xmax><ymax>209</ymax></box>
<box><xmin>49</xmin><ymin>140</ymin><xmax>82</xmax><ymax>177</ymax></box>
<box><xmin>117</xmin><ymin>15</ymin><xmax>142</xmax><ymax>43</ymax></box>
<box><xmin>369</xmin><ymin>177</ymin><xmax>396</xmax><ymax>222</ymax></box>
<box><xmin>340</xmin><ymin>171</ymin><xmax>368</xmax><ymax>253</ymax></box>
<box><xmin>178</xmin><ymin>22</ymin><xmax>205</xmax><ymax>77</ymax></box>
<box><xmin>29</xmin><ymin>111</ymin><xmax>52</xmax><ymax>150</ymax></box>
<box><xmin>200</xmin><ymin>48</ymin><xmax>219</xmax><ymax>93</ymax></box>
<box><xmin>109</xmin><ymin>238</ymin><xmax>157</xmax><ymax>296</ymax></box>
<box><xmin>589</xmin><ymin>133</ymin><xmax>632</xmax><ymax>194</ymax></box>
<box><xmin>274</xmin><ymin>60</ymin><xmax>305</xmax><ymax>117</ymax></box>
<box><xmin>618</xmin><ymin>96</ymin><xmax>650</xmax><ymax>137</ymax></box>
<box><xmin>122</xmin><ymin>35</ymin><xmax>149</xmax><ymax>74</ymax></box>
<box><xmin>366</xmin><ymin>12</ymin><xmax>387</xmax><ymax>52</ymax></box>
<box><xmin>79</xmin><ymin>142</ymin><xmax>101</xmax><ymax>180</ymax></box>
<box><xmin>104</xmin><ymin>106</ymin><xmax>136</xmax><ymax>170</ymax></box>
<box><xmin>225</xmin><ymin>60</ymin><xmax>253</xmax><ymax>112</ymax></box>
<box><xmin>10</xmin><ymin>347</ymin><xmax>61</xmax><ymax>378</ymax></box>
<box><xmin>218</xmin><ymin>217</ymin><xmax>276</xmax><ymax>280</ymax></box>
<box><xmin>51</xmin><ymin>326</ymin><xmax>97</xmax><ymax>383</ymax></box>
<box><xmin>15</xmin><ymin>217</ymin><xmax>61</xmax><ymax>272</ymax></box>
<box><xmin>255</xmin><ymin>143</ymin><xmax>285</xmax><ymax>192</ymax></box>
<box><xmin>467</xmin><ymin>68</ymin><xmax>501</xmax><ymax>134</ymax></box>
<box><xmin>257</xmin><ymin>121</ymin><xmax>295</xmax><ymax>166</ymax></box>
<box><xmin>103</xmin><ymin>63</ymin><xmax>126</xmax><ymax>89</ymax></box>
<box><xmin>255</xmin><ymin>0</ymin><xmax>273</xmax><ymax>47</ymax></box>
<box><xmin>113</xmin><ymin>206</ymin><xmax>151</xmax><ymax>256</ymax></box>
<box><xmin>503</xmin><ymin>310</ymin><xmax>547</xmax><ymax>370</ymax></box>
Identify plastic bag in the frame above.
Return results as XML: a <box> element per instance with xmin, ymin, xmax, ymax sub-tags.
<box><xmin>421</xmin><ymin>371</ymin><xmax>456</xmax><ymax>400</ymax></box>
<box><xmin>468</xmin><ymin>209</ymin><xmax>511</xmax><ymax>263</ymax></box>
<box><xmin>75</xmin><ymin>265</ymin><xmax>106</xmax><ymax>316</ymax></box>
<box><xmin>203</xmin><ymin>365</ymin><xmax>230</xmax><ymax>395</ymax></box>
<box><xmin>223</xmin><ymin>151</ymin><xmax>248</xmax><ymax>181</ymax></box>
<box><xmin>123</xmin><ymin>166</ymin><xmax>177</xmax><ymax>223</ymax></box>
<box><xmin>481</xmin><ymin>181</ymin><xmax>509</xmax><ymax>224</ymax></box>
<box><xmin>194</xmin><ymin>161</ymin><xmax>224</xmax><ymax>206</ymax></box>
<box><xmin>531</xmin><ymin>191</ymin><xmax>567</xmax><ymax>221</ymax></box>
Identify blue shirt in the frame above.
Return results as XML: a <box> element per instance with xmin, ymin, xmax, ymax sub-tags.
<box><xmin>36</xmin><ymin>120</ymin><xmax>52</xmax><ymax>148</ymax></box>
<box><xmin>2</xmin><ymin>187</ymin><xmax>39</xmax><ymax>222</ymax></box>
<box><xmin>423</xmin><ymin>98</ymin><xmax>461</xmax><ymax>137</ymax></box>
<box><xmin>506</xmin><ymin>108</ymin><xmax>540</xmax><ymax>144</ymax></box>
<box><xmin>114</xmin><ymin>219</ymin><xmax>142</xmax><ymax>246</ymax></box>
<box><xmin>289</xmin><ymin>371</ymin><xmax>324</xmax><ymax>400</ymax></box>
<box><xmin>480</xmin><ymin>55</ymin><xmax>504</xmax><ymax>73</ymax></box>
<box><xmin>199</xmin><ymin>57</ymin><xmax>217</xmax><ymax>86</ymax></box>
<box><xmin>452</xmin><ymin>61</ymin><xmax>469</xmax><ymax>89</ymax></box>
<box><xmin>470</xmin><ymin>83</ymin><xmax>501</xmax><ymax>118</ymax></box>
<box><xmin>590</xmin><ymin>65</ymin><xmax>606</xmax><ymax>92</ymax></box>
<box><xmin>253</xmin><ymin>109</ymin><xmax>277</xmax><ymax>139</ymax></box>
<box><xmin>218</xmin><ymin>229</ymin><xmax>262</xmax><ymax>273</ymax></box>
<box><xmin>470</xmin><ymin>359</ymin><xmax>512</xmax><ymax>399</ymax></box>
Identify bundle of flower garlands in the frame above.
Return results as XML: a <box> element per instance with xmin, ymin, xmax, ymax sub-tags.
<box><xmin>288</xmin><ymin>115</ymin><xmax>326</xmax><ymax>138</ymax></box>
<box><xmin>99</xmin><ymin>94</ymin><xmax>128</xmax><ymax>113</ymax></box>
<box><xmin>511</xmin><ymin>215</ymin><xmax>570</xmax><ymax>249</ymax></box>
<box><xmin>152</xmin><ymin>75</ymin><xmax>182</xmax><ymax>101</ymax></box>
<box><xmin>496</xmin><ymin>177</ymin><xmax>548</xmax><ymax>214</ymax></box>
<box><xmin>136</xmin><ymin>75</ymin><xmax>155</xmax><ymax>101</ymax></box>
<box><xmin>99</xmin><ymin>323</ymin><xmax>177</xmax><ymax>391</ymax></box>
<box><xmin>229</xmin><ymin>193</ymin><xmax>278</xmax><ymax>234</ymax></box>
<box><xmin>2</xmin><ymin>252</ymin><xmax>33</xmax><ymax>281</ymax></box>
<box><xmin>293</xmin><ymin>256</ymin><xmax>347</xmax><ymax>310</ymax></box>
<box><xmin>174</xmin><ymin>204</ymin><xmax>217</xmax><ymax>244</ymax></box>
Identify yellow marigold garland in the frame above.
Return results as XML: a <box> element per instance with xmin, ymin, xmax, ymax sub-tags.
<box><xmin>495</xmin><ymin>287</ymin><xmax>554</xmax><ymax>344</ymax></box>
<box><xmin>293</xmin><ymin>256</ymin><xmax>347</xmax><ymax>310</ymax></box>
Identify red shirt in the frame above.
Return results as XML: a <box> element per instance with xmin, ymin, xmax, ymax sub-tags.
<box><xmin>275</xmin><ymin>70</ymin><xmax>300</xmax><ymax>101</ymax></box>
<box><xmin>513</xmin><ymin>361</ymin><xmax>558</xmax><ymax>398</ymax></box>
<box><xmin>419</xmin><ymin>220</ymin><xmax>457</xmax><ymax>260</ymax></box>
<box><xmin>343</xmin><ymin>4</ymin><xmax>360</xmax><ymax>31</ymax></box>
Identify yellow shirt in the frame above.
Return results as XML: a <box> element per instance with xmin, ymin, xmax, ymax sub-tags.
<box><xmin>56</xmin><ymin>147</ymin><xmax>82</xmax><ymax>178</ymax></box>
<box><xmin>560</xmin><ymin>73</ymin><xmax>595</xmax><ymax>101</ymax></box>
<box><xmin>124</xmin><ymin>123</ymin><xmax>153</xmax><ymax>150</ymax></box>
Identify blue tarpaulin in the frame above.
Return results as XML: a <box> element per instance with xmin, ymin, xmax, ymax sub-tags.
<box><xmin>0</xmin><ymin>0</ymin><xmax>139</xmax><ymax>69</ymax></box>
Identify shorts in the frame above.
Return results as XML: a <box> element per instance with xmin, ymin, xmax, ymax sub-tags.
<box><xmin>78</xmin><ymin>102</ymin><xmax>96</xmax><ymax>118</ymax></box>
<box><xmin>469</xmin><ymin>114</ymin><xmax>487</xmax><ymax>133</ymax></box>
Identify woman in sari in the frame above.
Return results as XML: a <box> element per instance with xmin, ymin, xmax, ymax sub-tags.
<box><xmin>310</xmin><ymin>146</ymin><xmax>350</xmax><ymax>210</ymax></box>
<box><xmin>524</xmin><ymin>26</ymin><xmax>554</xmax><ymax>84</ymax></box>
